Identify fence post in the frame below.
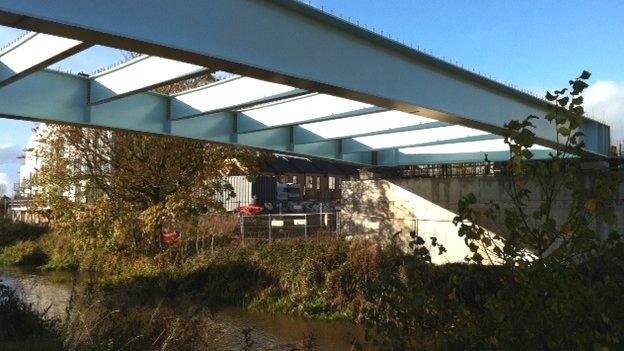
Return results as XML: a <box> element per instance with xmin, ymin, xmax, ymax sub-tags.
<box><xmin>268</xmin><ymin>213</ymin><xmax>272</xmax><ymax>242</ymax></box>
<box><xmin>304</xmin><ymin>214</ymin><xmax>308</xmax><ymax>239</ymax></box>
<box><xmin>319</xmin><ymin>203</ymin><xmax>323</xmax><ymax>229</ymax></box>
<box><xmin>336</xmin><ymin>211</ymin><xmax>340</xmax><ymax>236</ymax></box>
<box><xmin>240</xmin><ymin>214</ymin><xmax>245</xmax><ymax>246</ymax></box>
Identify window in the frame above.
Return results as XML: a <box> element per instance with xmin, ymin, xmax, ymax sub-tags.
<box><xmin>305</xmin><ymin>176</ymin><xmax>313</xmax><ymax>189</ymax></box>
<box><xmin>291</xmin><ymin>175</ymin><xmax>298</xmax><ymax>183</ymax></box>
<box><xmin>316</xmin><ymin>176</ymin><xmax>321</xmax><ymax>190</ymax></box>
<box><xmin>328</xmin><ymin>176</ymin><xmax>336</xmax><ymax>190</ymax></box>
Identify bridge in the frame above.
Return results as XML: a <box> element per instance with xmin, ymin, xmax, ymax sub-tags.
<box><xmin>0</xmin><ymin>0</ymin><xmax>611</xmax><ymax>167</ymax></box>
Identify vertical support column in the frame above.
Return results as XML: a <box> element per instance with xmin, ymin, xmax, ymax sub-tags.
<box><xmin>288</xmin><ymin>125</ymin><xmax>295</xmax><ymax>152</ymax></box>
<box><xmin>231</xmin><ymin>112</ymin><xmax>239</xmax><ymax>143</ymax></box>
<box><xmin>304</xmin><ymin>214</ymin><xmax>308</xmax><ymax>239</ymax></box>
<box><xmin>337</xmin><ymin>139</ymin><xmax>344</xmax><ymax>160</ymax></box>
<box><xmin>164</xmin><ymin>96</ymin><xmax>172</xmax><ymax>134</ymax></box>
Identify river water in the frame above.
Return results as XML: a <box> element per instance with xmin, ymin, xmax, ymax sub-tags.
<box><xmin>0</xmin><ymin>266</ymin><xmax>365</xmax><ymax>350</ymax></box>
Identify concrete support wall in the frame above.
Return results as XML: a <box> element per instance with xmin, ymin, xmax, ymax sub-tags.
<box><xmin>340</xmin><ymin>180</ymin><xmax>477</xmax><ymax>264</ymax></box>
<box><xmin>390</xmin><ymin>172</ymin><xmax>624</xmax><ymax>237</ymax></box>
<box><xmin>341</xmin><ymin>172</ymin><xmax>624</xmax><ymax>264</ymax></box>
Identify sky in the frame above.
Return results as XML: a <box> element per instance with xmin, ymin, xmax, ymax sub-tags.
<box><xmin>0</xmin><ymin>0</ymin><xmax>623</xmax><ymax>196</ymax></box>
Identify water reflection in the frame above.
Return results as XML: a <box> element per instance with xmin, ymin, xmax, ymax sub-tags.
<box><xmin>0</xmin><ymin>267</ymin><xmax>365</xmax><ymax>350</ymax></box>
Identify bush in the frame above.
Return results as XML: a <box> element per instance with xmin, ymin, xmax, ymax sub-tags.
<box><xmin>0</xmin><ymin>241</ymin><xmax>49</xmax><ymax>266</ymax></box>
<box><xmin>0</xmin><ymin>282</ymin><xmax>61</xmax><ymax>350</ymax></box>
<box><xmin>95</xmin><ymin>236</ymin><xmax>624</xmax><ymax>350</ymax></box>
<box><xmin>0</xmin><ymin>218</ymin><xmax>47</xmax><ymax>247</ymax></box>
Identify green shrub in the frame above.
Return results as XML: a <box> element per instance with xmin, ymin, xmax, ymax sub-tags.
<box><xmin>96</xmin><ymin>237</ymin><xmax>624</xmax><ymax>350</ymax></box>
<box><xmin>0</xmin><ymin>241</ymin><xmax>49</xmax><ymax>266</ymax></box>
<box><xmin>0</xmin><ymin>218</ymin><xmax>47</xmax><ymax>247</ymax></box>
<box><xmin>0</xmin><ymin>282</ymin><xmax>61</xmax><ymax>350</ymax></box>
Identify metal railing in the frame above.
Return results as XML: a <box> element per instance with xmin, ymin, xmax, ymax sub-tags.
<box><xmin>240</xmin><ymin>212</ymin><xmax>340</xmax><ymax>243</ymax></box>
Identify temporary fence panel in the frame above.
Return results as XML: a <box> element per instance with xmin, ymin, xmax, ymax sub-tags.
<box><xmin>240</xmin><ymin>212</ymin><xmax>339</xmax><ymax>243</ymax></box>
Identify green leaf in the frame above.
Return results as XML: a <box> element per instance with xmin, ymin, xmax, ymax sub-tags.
<box><xmin>521</xmin><ymin>149</ymin><xmax>534</xmax><ymax>159</ymax></box>
<box><xmin>545</xmin><ymin>91</ymin><xmax>557</xmax><ymax>101</ymax></box>
<box><xmin>572</xmin><ymin>106</ymin><xmax>585</xmax><ymax>116</ymax></box>
<box><xmin>579</xmin><ymin>70</ymin><xmax>591</xmax><ymax>80</ymax></box>
<box><xmin>572</xmin><ymin>96</ymin><xmax>583</xmax><ymax>105</ymax></box>
<box><xmin>557</xmin><ymin>96</ymin><xmax>569</xmax><ymax>107</ymax></box>
<box><xmin>545</xmin><ymin>112</ymin><xmax>557</xmax><ymax>122</ymax></box>
<box><xmin>558</xmin><ymin>126</ymin><xmax>571</xmax><ymax>137</ymax></box>
<box><xmin>572</xmin><ymin>80</ymin><xmax>589</xmax><ymax>94</ymax></box>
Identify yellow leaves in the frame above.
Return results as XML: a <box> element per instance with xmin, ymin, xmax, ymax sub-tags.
<box><xmin>398</xmin><ymin>265</ymin><xmax>409</xmax><ymax>286</ymax></box>
<box><xmin>560</xmin><ymin>223</ymin><xmax>572</xmax><ymax>236</ymax></box>
<box><xmin>447</xmin><ymin>288</ymin><xmax>456</xmax><ymax>301</ymax></box>
<box><xmin>586</xmin><ymin>199</ymin><xmax>598</xmax><ymax>213</ymax></box>
<box><xmin>27</xmin><ymin>123</ymin><xmax>260</xmax><ymax>251</ymax></box>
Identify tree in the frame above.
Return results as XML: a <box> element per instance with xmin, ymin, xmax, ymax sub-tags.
<box><xmin>451</xmin><ymin>71</ymin><xmax>623</xmax><ymax>349</ymax></box>
<box><xmin>454</xmin><ymin>70</ymin><xmax>619</xmax><ymax>266</ymax></box>
<box><xmin>29</xmin><ymin>72</ymin><xmax>261</xmax><ymax>255</ymax></box>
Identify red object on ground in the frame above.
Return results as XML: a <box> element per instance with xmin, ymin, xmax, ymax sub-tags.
<box><xmin>162</xmin><ymin>231</ymin><xmax>181</xmax><ymax>245</ymax></box>
<box><xmin>238</xmin><ymin>205</ymin><xmax>264</xmax><ymax>215</ymax></box>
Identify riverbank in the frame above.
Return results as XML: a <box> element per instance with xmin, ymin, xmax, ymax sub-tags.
<box><xmin>1</xmin><ymin>266</ymin><xmax>363</xmax><ymax>350</ymax></box>
<box><xmin>2</xmin><ymin>218</ymin><xmax>624</xmax><ymax>350</ymax></box>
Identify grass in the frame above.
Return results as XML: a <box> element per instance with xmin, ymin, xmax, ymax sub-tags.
<box><xmin>0</xmin><ymin>282</ymin><xmax>62</xmax><ymax>350</ymax></box>
<box><xmin>2</xmin><ymin>221</ymin><xmax>623</xmax><ymax>350</ymax></box>
<box><xmin>0</xmin><ymin>280</ymin><xmax>319</xmax><ymax>351</ymax></box>
<box><xmin>0</xmin><ymin>218</ymin><xmax>47</xmax><ymax>247</ymax></box>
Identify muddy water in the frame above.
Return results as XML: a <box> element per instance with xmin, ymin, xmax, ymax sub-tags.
<box><xmin>0</xmin><ymin>266</ymin><xmax>365</xmax><ymax>350</ymax></box>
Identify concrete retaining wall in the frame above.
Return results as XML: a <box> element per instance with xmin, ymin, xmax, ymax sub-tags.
<box><xmin>340</xmin><ymin>172</ymin><xmax>624</xmax><ymax>264</ymax></box>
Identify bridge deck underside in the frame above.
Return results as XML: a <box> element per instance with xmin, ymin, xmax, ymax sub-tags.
<box><xmin>0</xmin><ymin>0</ymin><xmax>610</xmax><ymax>166</ymax></box>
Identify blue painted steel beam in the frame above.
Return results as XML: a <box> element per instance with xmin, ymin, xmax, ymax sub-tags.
<box><xmin>169</xmin><ymin>76</ymin><xmax>309</xmax><ymax>120</ymax></box>
<box><xmin>89</xmin><ymin>55</ymin><xmax>210</xmax><ymax>105</ymax></box>
<box><xmin>0</xmin><ymin>32</ymin><xmax>90</xmax><ymax>88</ymax></box>
<box><xmin>0</xmin><ymin>69</ymin><xmax>375</xmax><ymax>166</ymax></box>
<box><xmin>294</xmin><ymin>121</ymin><xmax>450</xmax><ymax>145</ymax></box>
<box><xmin>0</xmin><ymin>0</ymin><xmax>610</xmax><ymax>156</ymax></box>
<box><xmin>236</xmin><ymin>105</ymin><xmax>385</xmax><ymax>134</ymax></box>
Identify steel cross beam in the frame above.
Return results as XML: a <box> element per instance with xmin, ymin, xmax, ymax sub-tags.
<box><xmin>89</xmin><ymin>55</ymin><xmax>210</xmax><ymax>105</ymax></box>
<box><xmin>0</xmin><ymin>31</ymin><xmax>90</xmax><ymax>87</ymax></box>
<box><xmin>0</xmin><ymin>66</ymin><xmax>561</xmax><ymax>167</ymax></box>
<box><xmin>0</xmin><ymin>0</ymin><xmax>610</xmax><ymax>159</ymax></box>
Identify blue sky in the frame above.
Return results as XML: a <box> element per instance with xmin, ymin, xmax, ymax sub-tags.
<box><xmin>0</xmin><ymin>0</ymin><xmax>623</xmax><ymax>195</ymax></box>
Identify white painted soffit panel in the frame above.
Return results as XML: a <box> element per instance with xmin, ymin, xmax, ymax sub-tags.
<box><xmin>0</xmin><ymin>32</ymin><xmax>82</xmax><ymax>74</ymax></box>
<box><xmin>354</xmin><ymin>125</ymin><xmax>490</xmax><ymax>149</ymax></box>
<box><xmin>399</xmin><ymin>138</ymin><xmax>550</xmax><ymax>154</ymax></box>
<box><xmin>300</xmin><ymin>110</ymin><xmax>436</xmax><ymax>139</ymax></box>
<box><xmin>92</xmin><ymin>55</ymin><xmax>204</xmax><ymax>97</ymax></box>
<box><xmin>241</xmin><ymin>94</ymin><xmax>372</xmax><ymax>127</ymax></box>
<box><xmin>173</xmin><ymin>76</ymin><xmax>298</xmax><ymax>113</ymax></box>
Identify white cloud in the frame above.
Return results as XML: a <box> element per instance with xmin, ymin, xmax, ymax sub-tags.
<box><xmin>584</xmin><ymin>81</ymin><xmax>624</xmax><ymax>142</ymax></box>
<box><xmin>0</xmin><ymin>144</ymin><xmax>21</xmax><ymax>164</ymax></box>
